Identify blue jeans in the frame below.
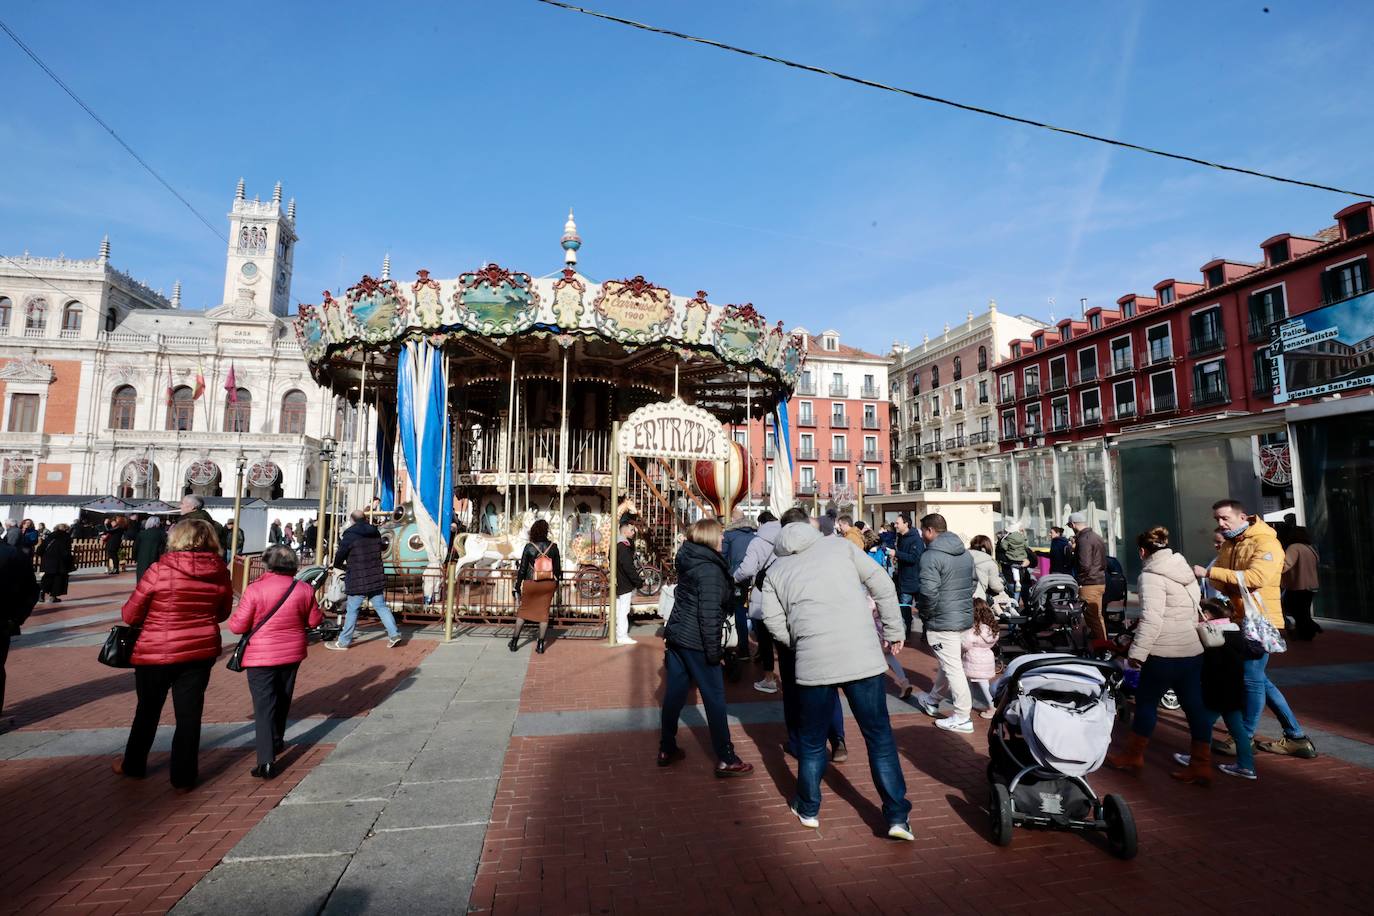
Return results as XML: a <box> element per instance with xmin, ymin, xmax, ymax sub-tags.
<box><xmin>1203</xmin><ymin>708</ymin><xmax>1255</xmax><ymax>770</ymax></box>
<box><xmin>794</xmin><ymin>673</ymin><xmax>911</xmax><ymax>827</ymax></box>
<box><xmin>661</xmin><ymin>642</ymin><xmax>737</xmax><ymax>763</ymax></box>
<box><xmin>1243</xmin><ymin>653</ymin><xmax>1305</xmax><ymax>740</ymax></box>
<box><xmin>776</xmin><ymin>644</ymin><xmax>844</xmax><ymax>754</ymax></box>
<box><xmin>339</xmin><ymin>593</ymin><xmax>400</xmax><ymax>647</ymax></box>
<box><xmin>898</xmin><ymin>592</ymin><xmax>918</xmax><ymax>634</ymax></box>
<box><xmin>1131</xmin><ymin>654</ymin><xmax>1210</xmax><ymax>742</ymax></box>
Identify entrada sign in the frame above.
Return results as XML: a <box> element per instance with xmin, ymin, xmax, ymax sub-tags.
<box><xmin>619</xmin><ymin>398</ymin><xmax>729</xmax><ymax>461</ymax></box>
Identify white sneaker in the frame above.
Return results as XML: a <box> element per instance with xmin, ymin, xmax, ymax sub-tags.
<box><xmin>753</xmin><ymin>678</ymin><xmax>779</xmax><ymax>694</ymax></box>
<box><xmin>1172</xmin><ymin>752</ymin><xmax>1191</xmax><ymax>766</ymax></box>
<box><xmin>934</xmin><ymin>715</ymin><xmax>974</xmax><ymax>733</ymax></box>
<box><xmin>916</xmin><ymin>693</ymin><xmax>941</xmax><ymax>717</ymax></box>
<box><xmin>789</xmin><ymin>804</ymin><xmax>820</xmax><ymax>829</ymax></box>
<box><xmin>387</xmin><ymin>636</ymin><xmax>402</xmax><ymax>648</ymax></box>
<box><xmin>325</xmin><ymin>641</ymin><xmax>349</xmax><ymax>651</ymax></box>
<box><xmin>1218</xmin><ymin>763</ymin><xmax>1257</xmax><ymax>780</ymax></box>
<box><xmin>616</xmin><ymin>637</ymin><xmax>637</xmax><ymax>646</ymax></box>
<box><xmin>887</xmin><ymin>823</ymin><xmax>915</xmax><ymax>842</ymax></box>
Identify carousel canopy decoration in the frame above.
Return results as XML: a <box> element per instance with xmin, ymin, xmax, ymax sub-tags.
<box><xmin>296</xmin><ymin>264</ymin><xmax>806</xmax><ymax>396</ymax></box>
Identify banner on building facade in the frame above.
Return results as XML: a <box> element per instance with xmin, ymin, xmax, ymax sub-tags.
<box><xmin>1270</xmin><ymin>291</ymin><xmax>1374</xmax><ymax>404</ymax></box>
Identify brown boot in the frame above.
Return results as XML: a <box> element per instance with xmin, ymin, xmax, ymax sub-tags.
<box><xmin>1170</xmin><ymin>740</ymin><xmax>1212</xmax><ymax>786</ymax></box>
<box><xmin>1105</xmin><ymin>733</ymin><xmax>1149</xmax><ymax>774</ymax></box>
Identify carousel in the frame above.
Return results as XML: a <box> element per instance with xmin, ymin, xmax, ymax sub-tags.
<box><xmin>295</xmin><ymin>213</ymin><xmax>803</xmax><ymax>636</ymax></box>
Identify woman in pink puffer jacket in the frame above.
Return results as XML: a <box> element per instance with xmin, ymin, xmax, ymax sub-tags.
<box><xmin>228</xmin><ymin>545</ymin><xmax>322</xmax><ymax>779</ymax></box>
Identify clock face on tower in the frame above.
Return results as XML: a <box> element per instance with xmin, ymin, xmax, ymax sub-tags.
<box><xmin>240</xmin><ymin>261</ymin><xmax>260</xmax><ymax>283</ymax></box>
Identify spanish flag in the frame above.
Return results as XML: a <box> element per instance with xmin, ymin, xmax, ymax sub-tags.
<box><xmin>192</xmin><ymin>364</ymin><xmax>205</xmax><ymax>400</ymax></box>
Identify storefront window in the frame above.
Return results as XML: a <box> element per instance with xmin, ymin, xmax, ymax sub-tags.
<box><xmin>1058</xmin><ymin>446</ymin><xmax>1109</xmax><ymax>542</ymax></box>
<box><xmin>1295</xmin><ymin>410</ymin><xmax>1374</xmax><ymax>623</ymax></box>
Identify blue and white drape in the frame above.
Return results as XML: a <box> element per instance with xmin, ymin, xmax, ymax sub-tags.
<box><xmin>769</xmin><ymin>395</ymin><xmax>794</xmax><ymax>517</ymax></box>
<box><xmin>396</xmin><ymin>341</ymin><xmax>453</xmax><ymax>562</ymax></box>
<box><xmin>374</xmin><ymin>398</ymin><xmax>397</xmax><ymax>512</ymax></box>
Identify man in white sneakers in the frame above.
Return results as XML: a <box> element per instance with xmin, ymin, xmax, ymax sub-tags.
<box><xmin>613</xmin><ymin>516</ymin><xmax>643</xmax><ymax>646</ymax></box>
<box><xmin>914</xmin><ymin>513</ymin><xmax>976</xmax><ymax>733</ymax></box>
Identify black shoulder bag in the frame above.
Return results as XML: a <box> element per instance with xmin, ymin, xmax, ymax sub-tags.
<box><xmin>97</xmin><ymin>624</ymin><xmax>139</xmax><ymax>668</ymax></box>
<box><xmin>226</xmin><ymin>581</ymin><xmax>300</xmax><ymax>672</ymax></box>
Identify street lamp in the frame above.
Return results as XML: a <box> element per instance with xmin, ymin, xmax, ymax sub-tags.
<box><xmin>855</xmin><ymin>460</ymin><xmax>866</xmax><ymax>524</ymax></box>
<box><xmin>315</xmin><ymin>436</ymin><xmax>336</xmax><ymax>561</ymax></box>
<box><xmin>229</xmin><ymin>451</ymin><xmax>247</xmax><ymax>567</ymax></box>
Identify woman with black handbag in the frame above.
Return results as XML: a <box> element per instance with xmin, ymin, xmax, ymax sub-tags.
<box><xmin>227</xmin><ymin>545</ymin><xmax>322</xmax><ymax>778</ymax></box>
<box><xmin>114</xmin><ymin>519</ymin><xmax>232</xmax><ymax>791</ymax></box>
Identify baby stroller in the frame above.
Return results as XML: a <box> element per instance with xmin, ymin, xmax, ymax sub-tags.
<box><xmin>1002</xmin><ymin>574</ymin><xmax>1089</xmax><ymax>660</ymax></box>
<box><xmin>298</xmin><ymin>565</ymin><xmax>342</xmax><ymax>642</ymax></box>
<box><xmin>987</xmin><ymin>654</ymin><xmax>1137</xmax><ymax>859</ymax></box>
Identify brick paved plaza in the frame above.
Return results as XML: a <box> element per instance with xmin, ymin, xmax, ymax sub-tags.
<box><xmin>4</xmin><ymin>572</ymin><xmax>1374</xmax><ymax>915</ymax></box>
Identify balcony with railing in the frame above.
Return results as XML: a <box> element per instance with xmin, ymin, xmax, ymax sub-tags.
<box><xmin>1147</xmin><ymin>391</ymin><xmax>1178</xmax><ymax>415</ymax></box>
<box><xmin>923</xmin><ymin>478</ymin><xmax>943</xmax><ymax>490</ymax></box>
<box><xmin>1049</xmin><ymin>416</ymin><xmax>1070</xmax><ymax>433</ymax></box>
<box><xmin>828</xmin><ymin>382</ymin><xmax>850</xmax><ymax>397</ymax></box>
<box><xmin>830</xmin><ymin>447</ymin><xmax>851</xmax><ymax>462</ymax></box>
<box><xmin>1191</xmin><ymin>381</ymin><xmax>1232</xmax><ymax>409</ymax></box>
<box><xmin>797</xmin><ymin>414</ymin><xmax>817</xmax><ymax>428</ymax></box>
<box><xmin>1188</xmin><ymin>330</ymin><xmax>1226</xmax><ymax>357</ymax></box>
<box><xmin>1080</xmin><ymin>407</ymin><xmax>1103</xmax><ymax>427</ymax></box>
<box><xmin>904</xmin><ymin>445</ymin><xmax>920</xmax><ymax>459</ymax></box>
<box><xmin>860</xmin><ymin>384</ymin><xmax>881</xmax><ymax>400</ymax></box>
<box><xmin>1115</xmin><ymin>402</ymin><xmax>1137</xmax><ymax>420</ymax></box>
<box><xmin>1249</xmin><ymin>311</ymin><xmax>1285</xmax><ymax>342</ymax></box>
<box><xmin>829</xmin><ymin>414</ymin><xmax>850</xmax><ymax>428</ymax></box>
<box><xmin>798</xmin><ymin>482</ymin><xmax>820</xmax><ymax>496</ymax></box>
<box><xmin>1074</xmin><ymin>366</ymin><xmax>1099</xmax><ymax>386</ymax></box>
<box><xmin>945</xmin><ymin>435</ymin><xmax>966</xmax><ymax>450</ymax></box>
<box><xmin>997</xmin><ymin>389</ymin><xmax>1017</xmax><ymax>406</ymax></box>
<box><xmin>1110</xmin><ymin>355</ymin><xmax>1135</xmax><ymax>377</ymax></box>
<box><xmin>795</xmin><ymin>446</ymin><xmax>819</xmax><ymax>461</ymax></box>
<box><xmin>921</xmin><ymin>442</ymin><xmax>939</xmax><ymax>455</ymax></box>
<box><xmin>1139</xmin><ymin>346</ymin><xmax>1175</xmax><ymax>369</ymax></box>
<box><xmin>1048</xmin><ymin>375</ymin><xmax>1069</xmax><ymax>393</ymax></box>
<box><xmin>22</xmin><ymin>327</ymin><xmax>47</xmax><ymax>339</ymax></box>
<box><xmin>861</xmin><ymin>416</ymin><xmax>881</xmax><ymax>430</ymax></box>
<box><xmin>795</xmin><ymin>378</ymin><xmax>817</xmax><ymax>396</ymax></box>
<box><xmin>863</xmin><ymin>484</ymin><xmax>882</xmax><ymax>496</ymax></box>
<box><xmin>1021</xmin><ymin>383</ymin><xmax>1040</xmax><ymax>399</ymax></box>
<box><xmin>967</xmin><ymin>430</ymin><xmax>992</xmax><ymax>446</ymax></box>
<box><xmin>58</xmin><ymin>328</ymin><xmax>82</xmax><ymax>340</ymax></box>
<box><xmin>862</xmin><ymin>449</ymin><xmax>883</xmax><ymax>463</ymax></box>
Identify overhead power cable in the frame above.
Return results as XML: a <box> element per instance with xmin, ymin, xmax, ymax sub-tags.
<box><xmin>0</xmin><ymin>17</ymin><xmax>228</xmax><ymax>243</ymax></box>
<box><xmin>534</xmin><ymin>0</ymin><xmax>1372</xmax><ymax>199</ymax></box>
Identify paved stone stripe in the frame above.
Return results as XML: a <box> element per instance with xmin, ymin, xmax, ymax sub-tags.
<box><xmin>172</xmin><ymin>638</ymin><xmax>531</xmax><ymax>915</ymax></box>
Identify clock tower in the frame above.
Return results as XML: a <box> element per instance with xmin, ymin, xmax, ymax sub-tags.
<box><xmin>222</xmin><ymin>178</ymin><xmax>297</xmax><ymax>317</ymax></box>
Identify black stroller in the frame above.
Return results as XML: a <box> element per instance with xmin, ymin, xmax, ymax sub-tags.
<box><xmin>999</xmin><ymin>574</ymin><xmax>1089</xmax><ymax>663</ymax></box>
<box><xmin>987</xmin><ymin>654</ymin><xmax>1138</xmax><ymax>859</ymax></box>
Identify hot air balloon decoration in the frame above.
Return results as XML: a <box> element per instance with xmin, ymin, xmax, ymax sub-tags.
<box><xmin>693</xmin><ymin>439</ymin><xmax>750</xmax><ymax>518</ymax></box>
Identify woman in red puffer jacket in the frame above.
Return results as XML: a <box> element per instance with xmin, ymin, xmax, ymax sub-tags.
<box><xmin>228</xmin><ymin>545</ymin><xmax>322</xmax><ymax>779</ymax></box>
<box><xmin>115</xmin><ymin>519</ymin><xmax>232</xmax><ymax>791</ymax></box>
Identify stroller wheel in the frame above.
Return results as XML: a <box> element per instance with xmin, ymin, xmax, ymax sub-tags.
<box><xmin>1103</xmin><ymin>794</ymin><xmax>1138</xmax><ymax>860</ymax></box>
<box><xmin>1160</xmin><ymin>689</ymin><xmax>1181</xmax><ymax>711</ymax></box>
<box><xmin>989</xmin><ymin>783</ymin><xmax>1013</xmax><ymax>847</ymax></box>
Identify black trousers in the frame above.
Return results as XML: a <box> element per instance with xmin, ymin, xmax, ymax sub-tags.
<box><xmin>754</xmin><ymin>622</ymin><xmax>775</xmax><ymax>673</ymax></box>
<box><xmin>1282</xmin><ymin>589</ymin><xmax>1319</xmax><ymax>640</ymax></box>
<box><xmin>0</xmin><ymin>629</ymin><xmax>11</xmax><ymax>717</ymax></box>
<box><xmin>123</xmin><ymin>659</ymin><xmax>213</xmax><ymax>788</ymax></box>
<box><xmin>246</xmin><ymin>662</ymin><xmax>300</xmax><ymax>766</ymax></box>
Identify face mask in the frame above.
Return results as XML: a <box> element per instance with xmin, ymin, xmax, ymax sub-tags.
<box><xmin>1221</xmin><ymin>522</ymin><xmax>1249</xmax><ymax>540</ymax></box>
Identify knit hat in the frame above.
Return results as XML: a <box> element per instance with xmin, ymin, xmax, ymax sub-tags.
<box><xmin>1067</xmin><ymin>512</ymin><xmax>1087</xmax><ymax>525</ymax></box>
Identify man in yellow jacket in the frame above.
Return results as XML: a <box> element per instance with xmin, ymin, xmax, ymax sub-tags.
<box><xmin>1193</xmin><ymin>499</ymin><xmax>1317</xmax><ymax>764</ymax></box>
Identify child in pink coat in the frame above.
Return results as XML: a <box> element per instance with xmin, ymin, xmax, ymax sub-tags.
<box><xmin>962</xmin><ymin>598</ymin><xmax>1000</xmax><ymax>718</ymax></box>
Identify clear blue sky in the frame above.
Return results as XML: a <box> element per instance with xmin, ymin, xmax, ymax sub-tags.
<box><xmin>2</xmin><ymin>0</ymin><xmax>1370</xmax><ymax>355</ymax></box>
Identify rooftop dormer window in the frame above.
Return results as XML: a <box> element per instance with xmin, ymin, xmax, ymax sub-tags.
<box><xmin>1089</xmin><ymin>313</ymin><xmax>1101</xmax><ymax>330</ymax></box>
<box><xmin>1122</xmin><ymin>300</ymin><xmax>1136</xmax><ymax>319</ymax></box>
<box><xmin>1205</xmin><ymin>265</ymin><xmax>1225</xmax><ymax>288</ymax></box>
<box><xmin>823</xmin><ymin>334</ymin><xmax>838</xmax><ymax>351</ymax></box>
<box><xmin>1342</xmin><ymin>209</ymin><xmax>1371</xmax><ymax>239</ymax></box>
<box><xmin>1159</xmin><ymin>286</ymin><xmax>1175</xmax><ymax>305</ymax></box>
<box><xmin>1266</xmin><ymin>240</ymin><xmax>1290</xmax><ymax>266</ymax></box>
<box><xmin>1034</xmin><ymin>336</ymin><xmax>1044</xmax><ymax>351</ymax></box>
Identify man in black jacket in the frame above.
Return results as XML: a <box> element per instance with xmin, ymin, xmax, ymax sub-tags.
<box><xmin>891</xmin><ymin>514</ymin><xmax>925</xmax><ymax>636</ymax></box>
<box><xmin>1</xmin><ymin>539</ymin><xmax>40</xmax><ymax>728</ymax></box>
<box><xmin>327</xmin><ymin>511</ymin><xmax>403</xmax><ymax>650</ymax></box>
<box><xmin>613</xmin><ymin>516</ymin><xmax>643</xmax><ymax>646</ymax></box>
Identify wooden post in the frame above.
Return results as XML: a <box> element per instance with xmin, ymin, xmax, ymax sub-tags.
<box><xmin>607</xmin><ymin>420</ymin><xmax>620</xmax><ymax>647</ymax></box>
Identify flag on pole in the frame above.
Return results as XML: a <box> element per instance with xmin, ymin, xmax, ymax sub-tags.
<box><xmin>192</xmin><ymin>364</ymin><xmax>206</xmax><ymax>400</ymax></box>
<box><xmin>165</xmin><ymin>364</ymin><xmax>174</xmax><ymax>407</ymax></box>
<box><xmin>224</xmin><ymin>363</ymin><xmax>238</xmax><ymax>402</ymax></box>
<box><xmin>769</xmin><ymin>395</ymin><xmax>795</xmax><ymax>518</ymax></box>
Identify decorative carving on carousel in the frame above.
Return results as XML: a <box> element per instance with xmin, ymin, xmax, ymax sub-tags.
<box><xmin>345</xmin><ymin>275</ymin><xmax>409</xmax><ymax>344</ymax></box>
<box><xmin>712</xmin><ymin>302</ymin><xmax>766</xmax><ymax>364</ymax></box>
<box><xmin>294</xmin><ymin>303</ymin><xmax>328</xmax><ymax>364</ymax></box>
<box><xmin>411</xmin><ymin>269</ymin><xmax>445</xmax><ymax>329</ymax></box>
<box><xmin>551</xmin><ymin>267</ymin><xmax>586</xmax><ymax>330</ymax></box>
<box><xmin>456</xmin><ymin>263</ymin><xmax>540</xmax><ymax>337</ymax></box>
<box><xmin>680</xmin><ymin>290</ymin><xmax>712</xmax><ymax>345</ymax></box>
<box><xmin>593</xmin><ymin>275</ymin><xmax>674</xmax><ymax>344</ymax></box>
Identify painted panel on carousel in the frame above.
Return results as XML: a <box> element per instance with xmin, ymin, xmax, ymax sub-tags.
<box><xmin>411</xmin><ymin>269</ymin><xmax>445</xmax><ymax>330</ymax></box>
<box><xmin>346</xmin><ymin>276</ymin><xmax>409</xmax><ymax>344</ymax></box>
<box><xmin>713</xmin><ymin>303</ymin><xmax>766</xmax><ymax>364</ymax></box>
<box><xmin>456</xmin><ymin>264</ymin><xmax>540</xmax><ymax>336</ymax></box>
<box><xmin>679</xmin><ymin>291</ymin><xmax>712</xmax><ymax>345</ymax></box>
<box><xmin>593</xmin><ymin>276</ymin><xmax>674</xmax><ymax>344</ymax></box>
<box><xmin>551</xmin><ymin>269</ymin><xmax>586</xmax><ymax>331</ymax></box>
<box><xmin>781</xmin><ymin>331</ymin><xmax>806</xmax><ymax>384</ymax></box>
<box><xmin>320</xmin><ymin>290</ymin><xmax>349</xmax><ymax>344</ymax></box>
<box><xmin>294</xmin><ymin>305</ymin><xmax>328</xmax><ymax>363</ymax></box>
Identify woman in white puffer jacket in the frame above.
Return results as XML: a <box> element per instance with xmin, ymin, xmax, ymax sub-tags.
<box><xmin>1106</xmin><ymin>526</ymin><xmax>1214</xmax><ymax>785</ymax></box>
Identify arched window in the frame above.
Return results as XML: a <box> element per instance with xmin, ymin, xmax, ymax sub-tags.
<box><xmin>953</xmin><ymin>356</ymin><xmax>963</xmax><ymax>381</ymax></box>
<box><xmin>62</xmin><ymin>302</ymin><xmax>82</xmax><ymax>333</ymax></box>
<box><xmin>279</xmin><ymin>389</ymin><xmax>307</xmax><ymax>434</ymax></box>
<box><xmin>0</xmin><ymin>297</ymin><xmax>11</xmax><ymax>332</ymax></box>
<box><xmin>978</xmin><ymin>345</ymin><xmax>988</xmax><ymax>371</ymax></box>
<box><xmin>109</xmin><ymin>385</ymin><xmax>137</xmax><ymax>429</ymax></box>
<box><xmin>105</xmin><ymin>307</ymin><xmax>118</xmax><ymax>333</ymax></box>
<box><xmin>931</xmin><ymin>364</ymin><xmax>941</xmax><ymax>387</ymax></box>
<box><xmin>25</xmin><ymin>298</ymin><xmax>47</xmax><ymax>333</ymax></box>
<box><xmin>166</xmin><ymin>385</ymin><xmax>195</xmax><ymax>431</ymax></box>
<box><xmin>223</xmin><ymin>388</ymin><xmax>252</xmax><ymax>432</ymax></box>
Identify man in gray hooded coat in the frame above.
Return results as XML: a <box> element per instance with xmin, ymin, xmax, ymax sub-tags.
<box><xmin>760</xmin><ymin>507</ymin><xmax>914</xmax><ymax>840</ymax></box>
<box><xmin>914</xmin><ymin>513</ymin><xmax>976</xmax><ymax>733</ymax></box>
